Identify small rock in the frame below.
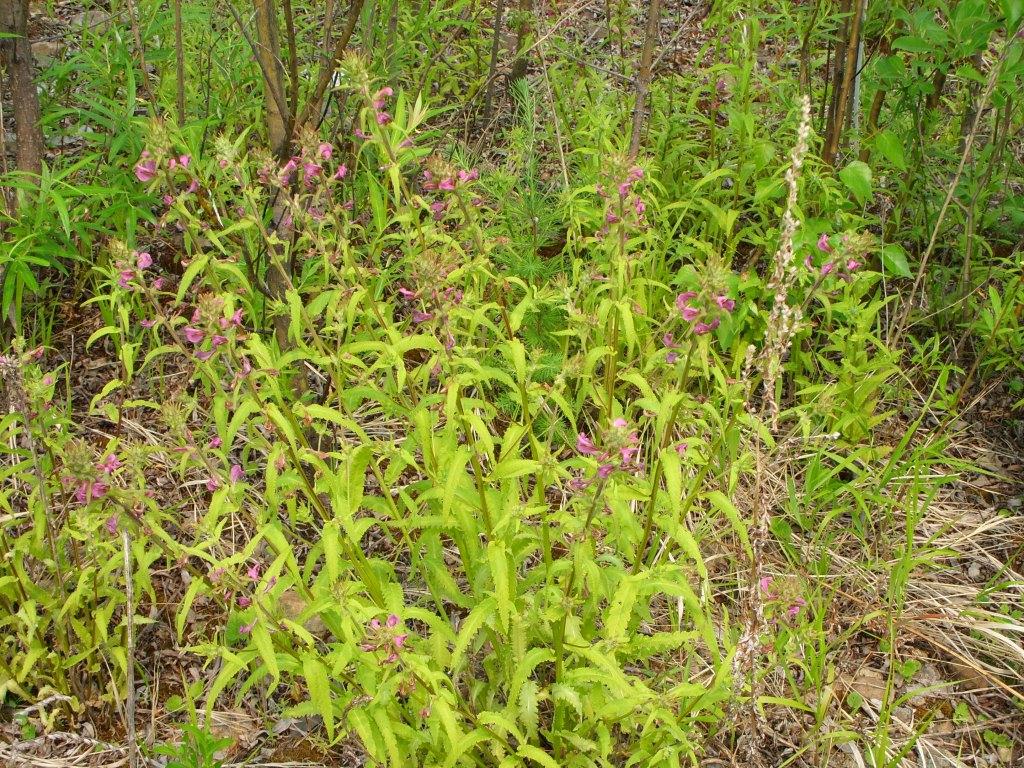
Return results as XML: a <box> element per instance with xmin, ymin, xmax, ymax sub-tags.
<box><xmin>30</xmin><ymin>40</ymin><xmax>63</xmax><ymax>67</ymax></box>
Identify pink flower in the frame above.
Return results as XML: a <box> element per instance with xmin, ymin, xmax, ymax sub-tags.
<box><xmin>457</xmin><ymin>168</ymin><xmax>479</xmax><ymax>183</ymax></box>
<box><xmin>817</xmin><ymin>233</ymin><xmax>833</xmax><ymax>253</ymax></box>
<box><xmin>134</xmin><ymin>156</ymin><xmax>158</xmax><ymax>182</ymax></box>
<box><xmin>693</xmin><ymin>318</ymin><xmax>720</xmax><ymax>335</ymax></box>
<box><xmin>675</xmin><ymin>442</ymin><xmax>687</xmax><ymax>455</ymax></box>
<box><xmin>354</xmin><ymin>128</ymin><xmax>370</xmax><ymax>140</ymax></box>
<box><xmin>206</xmin><ymin>477</ymin><xmax>220</xmax><ymax>492</ymax></box>
<box><xmin>152</xmin><ymin>277</ymin><xmax>165</xmax><ymax>290</ymax></box>
<box><xmin>576</xmin><ymin>433</ymin><xmax>599</xmax><ymax>456</ymax></box>
<box><xmin>118</xmin><ymin>270</ymin><xmax>134</xmax><ymax>289</ymax></box>
<box><xmin>398</xmin><ymin>287</ymin><xmax>418</xmax><ymax>300</ymax></box>
<box><xmin>716</xmin><ymin>295</ymin><xmax>735</xmax><ymax>312</ymax></box>
<box><xmin>239</xmin><ymin>620</ymin><xmax>256</xmax><ymax>635</ymax></box>
<box><xmin>597</xmin><ymin>464</ymin><xmax>614</xmax><ymax>478</ymax></box>
<box><xmin>846</xmin><ymin>259</ymin><xmax>861</xmax><ymax>272</ymax></box>
<box><xmin>611</xmin><ymin>418</ymin><xmax>628</xmax><ymax>429</ymax></box>
<box><xmin>178</xmin><ymin>155</ymin><xmax>191</xmax><ymax>168</ymax></box>
<box><xmin>163</xmin><ymin>194</ymin><xmax>174</xmax><ymax>205</ymax></box>
<box><xmin>376</xmin><ymin>86</ymin><xmax>394</xmax><ymax>99</ymax></box>
<box><xmin>667</xmin><ymin>352</ymin><xmax>678</xmax><ymax>363</ymax></box>
<box><xmin>411</xmin><ymin>311</ymin><xmax>433</xmax><ymax>323</ymax></box>
<box><xmin>438</xmin><ymin>178</ymin><xmax>455</xmax><ymax>192</ymax></box>
<box><xmin>136</xmin><ymin>251</ymin><xmax>153</xmax><ymax>269</ymax></box>
<box><xmin>98</xmin><ymin>454</ymin><xmax>121</xmax><ymax>474</ymax></box>
<box><xmin>237</xmin><ymin>595</ymin><xmax>252</xmax><ymax>608</ymax></box>
<box><xmin>393</xmin><ymin>634</ymin><xmax>408</xmax><ymax>649</ymax></box>
<box><xmin>183</xmin><ymin>326</ymin><xmax>204</xmax><ymax>344</ymax></box>
<box><xmin>75</xmin><ymin>481</ymin><xmax>108</xmax><ymax>504</ymax></box>
<box><xmin>635</xmin><ymin>199</ymin><xmax>646</xmax><ymax>216</ymax></box>
<box><xmin>430</xmin><ymin>200</ymin><xmax>447</xmax><ymax>219</ymax></box>
<box><xmin>106</xmin><ymin>516</ymin><xmax>118</xmax><ymax>535</ymax></box>
<box><xmin>279</xmin><ymin>157</ymin><xmax>298</xmax><ymax>184</ymax></box>
<box><xmin>386</xmin><ymin>613</ymin><xmax>399</xmax><ymax>628</ymax></box>
<box><xmin>211</xmin><ymin>334</ymin><xmax>228</xmax><ymax>349</ymax></box>
<box><xmin>627</xmin><ymin>166</ymin><xmax>644</xmax><ymax>181</ymax></box>
<box><xmin>318</xmin><ymin>143</ymin><xmax>333</xmax><ymax>160</ymax></box>
<box><xmin>675</xmin><ymin>292</ymin><xmax>697</xmax><ymax>312</ymax></box>
<box><xmin>208</xmin><ymin>436</ymin><xmax>222</xmax><ymax>448</ymax></box>
<box><xmin>803</xmin><ymin>254</ymin><xmax>813</xmax><ymax>269</ymax></box>
<box><xmin>680</xmin><ymin>305</ymin><xmax>700</xmax><ymax>322</ymax></box>
<box><xmin>303</xmin><ymin>162</ymin><xmax>322</xmax><ymax>184</ymax></box>
<box><xmin>247</xmin><ymin>563</ymin><xmax>261</xmax><ymax>581</ymax></box>
<box><xmin>758</xmin><ymin>576</ymin><xmax>773</xmax><ymax>593</ymax></box>
<box><xmin>369</xmin><ymin>618</ymin><xmax>381</xmax><ymax>631</ymax></box>
<box><xmin>787</xmin><ymin>597</ymin><xmax>806</xmax><ymax>618</ymax></box>
<box><xmin>662</xmin><ymin>332</ymin><xmax>678</xmax><ymax>348</ymax></box>
<box><xmin>618</xmin><ymin>181</ymin><xmax>631</xmax><ymax>197</ymax></box>
<box><xmin>376</xmin><ymin>111</ymin><xmax>392</xmax><ymax>125</ymax></box>
<box><xmin>230</xmin><ymin>464</ymin><xmax>245</xmax><ymax>484</ymax></box>
<box><xmin>141</xmin><ymin>319</ymin><xmax>155</xmax><ymax>329</ymax></box>
<box><xmin>820</xmin><ymin>261</ymin><xmax>835</xmax><ymax>276</ymax></box>
<box><xmin>334</xmin><ymin>163</ymin><xmax>348</xmax><ymax>180</ymax></box>
<box><xmin>195</xmin><ymin>349</ymin><xmax>214</xmax><ymax>361</ymax></box>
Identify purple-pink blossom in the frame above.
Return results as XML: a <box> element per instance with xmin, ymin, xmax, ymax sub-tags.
<box><xmin>106</xmin><ymin>516</ymin><xmax>118</xmax><ymax>535</ymax></box>
<box><xmin>136</xmin><ymin>251</ymin><xmax>153</xmax><ymax>269</ymax></box>
<box><xmin>817</xmin><ymin>233</ymin><xmax>833</xmax><ymax>253</ymax></box>
<box><xmin>715</xmin><ymin>295</ymin><xmax>735</xmax><ymax>312</ymax></box>
<box><xmin>134</xmin><ymin>153</ymin><xmax>157</xmax><ymax>182</ymax></box>
<box><xmin>230</xmin><ymin>464</ymin><xmax>245</xmax><ymax>484</ymax></box>
<box><xmin>183</xmin><ymin>326</ymin><xmax>204</xmax><ymax>344</ymax></box>
<box><xmin>98</xmin><ymin>454</ymin><xmax>121</xmax><ymax>474</ymax></box>
<box><xmin>576</xmin><ymin>433</ymin><xmax>599</xmax><ymax>456</ymax></box>
<box><xmin>75</xmin><ymin>481</ymin><xmax>108</xmax><ymax>504</ymax></box>
<box><xmin>319</xmin><ymin>143</ymin><xmax>333</xmax><ymax>160</ymax></box>
<box><xmin>411</xmin><ymin>310</ymin><xmax>433</xmax><ymax>323</ymax></box>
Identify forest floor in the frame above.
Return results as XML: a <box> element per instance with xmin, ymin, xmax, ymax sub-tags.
<box><xmin>2</xmin><ymin>0</ymin><xmax>1024</xmax><ymax>767</ymax></box>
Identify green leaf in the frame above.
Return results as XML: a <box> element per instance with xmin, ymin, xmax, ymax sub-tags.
<box><xmin>303</xmin><ymin>656</ymin><xmax>334</xmax><ymax>740</ymax></box>
<box><xmin>251</xmin><ymin>623</ymin><xmax>279</xmax><ymax>683</ymax></box>
<box><xmin>487</xmin><ymin>541</ymin><xmax>513</xmax><ymax>632</ymax></box>
<box><xmin>176</xmin><ymin>578</ymin><xmax>204</xmax><ymax>642</ymax></box>
<box><xmin>604</xmin><ymin>574</ymin><xmax>640</xmax><ymax>643</ymax></box>
<box><xmin>880</xmin><ymin>243</ymin><xmax>912</xmax><ymax>278</ymax></box>
<box><xmin>873</xmin><ymin>130</ymin><xmax>906</xmax><ymax>170</ymax></box>
<box><xmin>838</xmin><ymin>160</ymin><xmax>872</xmax><ymax>204</ymax></box>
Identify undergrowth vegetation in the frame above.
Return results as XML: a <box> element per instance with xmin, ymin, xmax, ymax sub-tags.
<box><xmin>1</xmin><ymin>0</ymin><xmax>1023</xmax><ymax>766</ymax></box>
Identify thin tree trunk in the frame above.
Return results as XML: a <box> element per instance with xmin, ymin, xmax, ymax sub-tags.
<box><xmin>253</xmin><ymin>0</ymin><xmax>291</xmax><ymax>157</ymax></box>
<box><xmin>507</xmin><ymin>0</ymin><xmax>532</xmax><ymax>89</ymax></box>
<box><xmin>628</xmin><ymin>0</ymin><xmax>663</xmax><ymax>159</ymax></box>
<box><xmin>823</xmin><ymin>0</ymin><xmax>865</xmax><ymax>165</ymax></box>
<box><xmin>482</xmin><ymin>0</ymin><xmax>508</xmax><ymax>126</ymax></box>
<box><xmin>0</xmin><ymin>0</ymin><xmax>43</xmax><ymax>176</ymax></box>
<box><xmin>173</xmin><ymin>0</ymin><xmax>186</xmax><ymax>124</ymax></box>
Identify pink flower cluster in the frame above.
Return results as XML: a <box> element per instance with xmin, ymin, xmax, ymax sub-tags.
<box><xmin>421</xmin><ymin>167</ymin><xmax>480</xmax><ymax>220</ymax></box>
<box><xmin>136</xmin><ymin>150</ymin><xmax>199</xmax><ymax>201</ymax></box>
<box><xmin>597</xmin><ymin>166</ymin><xmax>646</xmax><ymax>236</ymax></box>
<box><xmin>372</xmin><ymin>86</ymin><xmax>394</xmax><ymax>126</ymax></box>
<box><xmin>674</xmin><ymin>290</ymin><xmax>734</xmax><ymax>336</ymax></box>
<box><xmin>808</xmin><ymin>233</ymin><xmax>861</xmax><ymax>277</ymax></box>
<box><xmin>362</xmin><ymin>613</ymin><xmax>408</xmax><ymax>664</ymax></box>
<box><xmin>397</xmin><ymin>283</ymin><xmax>463</xmax><ymax>328</ymax></box>
<box><xmin>573</xmin><ymin>418</ymin><xmax>643</xmax><ymax>485</ymax></box>
<box><xmin>70</xmin><ymin>453</ymin><xmax>121</xmax><ymax>513</ymax></box>
<box><xmin>759</xmin><ymin>576</ymin><xmax>807</xmax><ymax>620</ymax></box>
<box><xmin>182</xmin><ymin>306</ymin><xmax>243</xmax><ymax>362</ymax></box>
